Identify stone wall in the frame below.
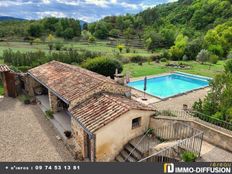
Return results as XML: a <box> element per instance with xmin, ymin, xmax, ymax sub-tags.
<box><xmin>48</xmin><ymin>91</ymin><xmax>58</xmax><ymax>112</ymax></box>
<box><xmin>149</xmin><ymin>117</ymin><xmax>232</xmax><ymax>153</ymax></box>
<box><xmin>71</xmin><ymin>118</ymin><xmax>95</xmax><ymax>161</ymax></box>
<box><xmin>25</xmin><ymin>75</ymin><xmax>41</xmax><ymax>97</ymax></box>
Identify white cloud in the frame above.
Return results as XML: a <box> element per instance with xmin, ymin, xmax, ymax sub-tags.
<box><xmin>56</xmin><ymin>0</ymin><xmax>81</xmax><ymax>6</ymax></box>
<box><xmin>84</xmin><ymin>0</ymin><xmax>117</xmax><ymax>8</ymax></box>
<box><xmin>36</xmin><ymin>11</ymin><xmax>67</xmax><ymax>18</ymax></box>
<box><xmin>0</xmin><ymin>0</ymin><xmax>33</xmax><ymax>7</ymax></box>
<box><xmin>120</xmin><ymin>2</ymin><xmax>139</xmax><ymax>10</ymax></box>
<box><xmin>42</xmin><ymin>0</ymin><xmax>50</xmax><ymax>4</ymax></box>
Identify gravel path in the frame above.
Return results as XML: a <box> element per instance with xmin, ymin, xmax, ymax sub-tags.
<box><xmin>0</xmin><ymin>97</ymin><xmax>74</xmax><ymax>162</ymax></box>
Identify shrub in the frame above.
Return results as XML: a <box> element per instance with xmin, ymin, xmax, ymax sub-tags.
<box><xmin>181</xmin><ymin>151</ymin><xmax>197</xmax><ymax>162</ymax></box>
<box><xmin>88</xmin><ymin>35</ymin><xmax>96</xmax><ymax>43</ymax></box>
<box><xmin>209</xmin><ymin>54</ymin><xmax>219</xmax><ymax>64</ymax></box>
<box><xmin>182</xmin><ymin>55</ymin><xmax>189</xmax><ymax>61</ymax></box>
<box><xmin>55</xmin><ymin>42</ymin><xmax>63</xmax><ymax>51</ymax></box>
<box><xmin>150</xmin><ymin>54</ymin><xmax>161</xmax><ymax>61</ymax></box>
<box><xmin>227</xmin><ymin>51</ymin><xmax>232</xmax><ymax>59</ymax></box>
<box><xmin>160</xmin><ymin>58</ymin><xmax>167</xmax><ymax>62</ymax></box>
<box><xmin>45</xmin><ymin>110</ymin><xmax>54</xmax><ymax>119</ymax></box>
<box><xmin>117</xmin><ymin>44</ymin><xmax>125</xmax><ymax>53</ymax></box>
<box><xmin>33</xmin><ymin>38</ymin><xmax>42</xmax><ymax>44</ymax></box>
<box><xmin>126</xmin><ymin>47</ymin><xmax>130</xmax><ymax>53</ymax></box>
<box><xmin>82</xmin><ymin>57</ymin><xmax>123</xmax><ymax>79</ymax></box>
<box><xmin>118</xmin><ymin>57</ymin><xmax>130</xmax><ymax>64</ymax></box>
<box><xmin>161</xmin><ymin>49</ymin><xmax>170</xmax><ymax>59</ymax></box>
<box><xmin>196</xmin><ymin>49</ymin><xmax>210</xmax><ymax>64</ymax></box>
<box><xmin>130</xmin><ymin>55</ymin><xmax>147</xmax><ymax>63</ymax></box>
<box><xmin>225</xmin><ymin>59</ymin><xmax>232</xmax><ymax>73</ymax></box>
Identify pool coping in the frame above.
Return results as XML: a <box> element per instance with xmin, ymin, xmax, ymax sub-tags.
<box><xmin>127</xmin><ymin>71</ymin><xmax>211</xmax><ymax>101</ymax></box>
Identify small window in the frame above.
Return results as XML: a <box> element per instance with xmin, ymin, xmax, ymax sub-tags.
<box><xmin>132</xmin><ymin>117</ymin><xmax>141</xmax><ymax>129</ymax></box>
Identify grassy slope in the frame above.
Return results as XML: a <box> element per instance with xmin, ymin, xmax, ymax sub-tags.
<box><xmin>123</xmin><ymin>61</ymin><xmax>225</xmax><ymax>78</ymax></box>
<box><xmin>0</xmin><ymin>41</ymin><xmax>153</xmax><ymax>57</ymax></box>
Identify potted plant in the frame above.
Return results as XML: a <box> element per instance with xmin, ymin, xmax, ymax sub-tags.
<box><xmin>181</xmin><ymin>151</ymin><xmax>198</xmax><ymax>162</ymax></box>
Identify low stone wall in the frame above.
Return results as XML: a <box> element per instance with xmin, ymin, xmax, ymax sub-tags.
<box><xmin>149</xmin><ymin>117</ymin><xmax>232</xmax><ymax>153</ymax></box>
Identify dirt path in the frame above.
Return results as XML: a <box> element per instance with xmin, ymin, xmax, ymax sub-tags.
<box><xmin>0</xmin><ymin>97</ymin><xmax>74</xmax><ymax>162</ymax></box>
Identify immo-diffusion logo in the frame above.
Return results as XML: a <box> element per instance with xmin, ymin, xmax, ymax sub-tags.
<box><xmin>164</xmin><ymin>163</ymin><xmax>174</xmax><ymax>173</ymax></box>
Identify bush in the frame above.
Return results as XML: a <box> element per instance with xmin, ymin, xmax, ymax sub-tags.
<box><xmin>45</xmin><ymin>110</ymin><xmax>54</xmax><ymax>119</ymax></box>
<box><xmin>181</xmin><ymin>151</ymin><xmax>197</xmax><ymax>162</ymax></box>
<box><xmin>118</xmin><ymin>57</ymin><xmax>130</xmax><ymax>64</ymax></box>
<box><xmin>88</xmin><ymin>35</ymin><xmax>96</xmax><ymax>43</ymax></box>
<box><xmin>209</xmin><ymin>54</ymin><xmax>219</xmax><ymax>64</ymax></box>
<box><xmin>225</xmin><ymin>59</ymin><xmax>232</xmax><ymax>73</ymax></box>
<box><xmin>126</xmin><ymin>47</ymin><xmax>130</xmax><ymax>53</ymax></box>
<box><xmin>55</xmin><ymin>42</ymin><xmax>63</xmax><ymax>51</ymax></box>
<box><xmin>130</xmin><ymin>55</ymin><xmax>147</xmax><ymax>63</ymax></box>
<box><xmin>160</xmin><ymin>58</ymin><xmax>167</xmax><ymax>62</ymax></box>
<box><xmin>150</xmin><ymin>54</ymin><xmax>161</xmax><ymax>61</ymax></box>
<box><xmin>227</xmin><ymin>51</ymin><xmax>232</xmax><ymax>59</ymax></box>
<box><xmin>196</xmin><ymin>49</ymin><xmax>210</xmax><ymax>64</ymax></box>
<box><xmin>182</xmin><ymin>55</ymin><xmax>189</xmax><ymax>61</ymax></box>
<box><xmin>82</xmin><ymin>57</ymin><xmax>123</xmax><ymax>79</ymax></box>
<box><xmin>161</xmin><ymin>49</ymin><xmax>170</xmax><ymax>59</ymax></box>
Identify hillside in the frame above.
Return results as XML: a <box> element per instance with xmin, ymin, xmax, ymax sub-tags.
<box><xmin>0</xmin><ymin>16</ymin><xmax>25</xmax><ymax>21</ymax></box>
<box><xmin>88</xmin><ymin>0</ymin><xmax>232</xmax><ymax>59</ymax></box>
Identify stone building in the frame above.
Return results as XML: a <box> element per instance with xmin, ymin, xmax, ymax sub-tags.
<box><xmin>26</xmin><ymin>61</ymin><xmax>155</xmax><ymax>161</ymax></box>
<box><xmin>0</xmin><ymin>64</ymin><xmax>17</xmax><ymax>97</ymax></box>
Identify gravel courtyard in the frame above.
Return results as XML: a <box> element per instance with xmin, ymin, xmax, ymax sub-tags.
<box><xmin>0</xmin><ymin>97</ymin><xmax>74</xmax><ymax>162</ymax></box>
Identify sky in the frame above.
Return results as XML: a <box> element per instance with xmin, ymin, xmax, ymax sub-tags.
<box><xmin>0</xmin><ymin>0</ymin><xmax>177</xmax><ymax>22</ymax></box>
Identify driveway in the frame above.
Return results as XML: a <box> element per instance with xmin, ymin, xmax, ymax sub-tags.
<box><xmin>0</xmin><ymin>97</ymin><xmax>74</xmax><ymax>162</ymax></box>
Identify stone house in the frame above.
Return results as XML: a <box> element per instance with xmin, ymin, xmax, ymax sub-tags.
<box><xmin>25</xmin><ymin>61</ymin><xmax>155</xmax><ymax>162</ymax></box>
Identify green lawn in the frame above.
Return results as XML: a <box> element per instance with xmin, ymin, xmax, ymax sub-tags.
<box><xmin>0</xmin><ymin>59</ymin><xmax>3</xmax><ymax>64</ymax></box>
<box><xmin>123</xmin><ymin>61</ymin><xmax>225</xmax><ymax>78</ymax></box>
<box><xmin>0</xmin><ymin>41</ymin><xmax>154</xmax><ymax>58</ymax></box>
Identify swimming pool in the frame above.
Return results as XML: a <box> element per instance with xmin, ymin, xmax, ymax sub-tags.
<box><xmin>127</xmin><ymin>72</ymin><xmax>211</xmax><ymax>99</ymax></box>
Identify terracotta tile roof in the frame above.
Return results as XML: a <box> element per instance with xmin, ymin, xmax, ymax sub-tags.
<box><xmin>0</xmin><ymin>64</ymin><xmax>10</xmax><ymax>72</ymax></box>
<box><xmin>28</xmin><ymin>61</ymin><xmax>117</xmax><ymax>103</ymax></box>
<box><xmin>70</xmin><ymin>93</ymin><xmax>155</xmax><ymax>133</ymax></box>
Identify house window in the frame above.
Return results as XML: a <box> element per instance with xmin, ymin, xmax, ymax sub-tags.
<box><xmin>132</xmin><ymin>117</ymin><xmax>141</xmax><ymax>129</ymax></box>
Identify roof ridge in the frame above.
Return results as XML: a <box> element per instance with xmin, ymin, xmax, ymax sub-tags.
<box><xmin>103</xmin><ymin>93</ymin><xmax>131</xmax><ymax>109</ymax></box>
<box><xmin>53</xmin><ymin>60</ymin><xmax>116</xmax><ymax>84</ymax></box>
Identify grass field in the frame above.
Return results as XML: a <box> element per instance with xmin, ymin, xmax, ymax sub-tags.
<box><xmin>123</xmin><ymin>61</ymin><xmax>225</xmax><ymax>78</ymax></box>
<box><xmin>0</xmin><ymin>41</ymin><xmax>153</xmax><ymax>57</ymax></box>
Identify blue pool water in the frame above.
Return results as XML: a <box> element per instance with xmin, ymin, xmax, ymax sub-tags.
<box><xmin>128</xmin><ymin>73</ymin><xmax>210</xmax><ymax>99</ymax></box>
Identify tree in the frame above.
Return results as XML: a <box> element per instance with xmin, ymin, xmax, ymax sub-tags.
<box><xmin>169</xmin><ymin>34</ymin><xmax>188</xmax><ymax>60</ymax></box>
<box><xmin>28</xmin><ymin>24</ymin><xmax>42</xmax><ymax>37</ymax></box>
<box><xmin>94</xmin><ymin>21</ymin><xmax>109</xmax><ymax>39</ymax></box>
<box><xmin>82</xmin><ymin>57</ymin><xmax>123</xmax><ymax>79</ymax></box>
<box><xmin>63</xmin><ymin>28</ymin><xmax>74</xmax><ymax>39</ymax></box>
<box><xmin>185</xmin><ymin>38</ymin><xmax>203</xmax><ymax>60</ymax></box>
<box><xmin>109</xmin><ymin>29</ymin><xmax>120</xmax><ymax>38</ymax></box>
<box><xmin>81</xmin><ymin>30</ymin><xmax>91</xmax><ymax>40</ymax></box>
<box><xmin>196</xmin><ymin>49</ymin><xmax>210</xmax><ymax>64</ymax></box>
<box><xmin>47</xmin><ymin>34</ymin><xmax>55</xmax><ymax>51</ymax></box>
<box><xmin>225</xmin><ymin>59</ymin><xmax>232</xmax><ymax>74</ymax></box>
<box><xmin>117</xmin><ymin>44</ymin><xmax>125</xmax><ymax>53</ymax></box>
<box><xmin>83</xmin><ymin>23</ymin><xmax>88</xmax><ymax>30</ymax></box>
